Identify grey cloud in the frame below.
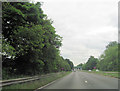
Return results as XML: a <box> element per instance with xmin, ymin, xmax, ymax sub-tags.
<box><xmin>34</xmin><ymin>0</ymin><xmax>118</xmax><ymax>66</ymax></box>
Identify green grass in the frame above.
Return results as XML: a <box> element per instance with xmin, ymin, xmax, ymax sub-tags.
<box><xmin>2</xmin><ymin>71</ymin><xmax>71</xmax><ymax>90</ymax></box>
<box><xmin>82</xmin><ymin>70</ymin><xmax>119</xmax><ymax>78</ymax></box>
<box><xmin>101</xmin><ymin>72</ymin><xmax>118</xmax><ymax>78</ymax></box>
<box><xmin>2</xmin><ymin>73</ymin><xmax>34</xmax><ymax>80</ymax></box>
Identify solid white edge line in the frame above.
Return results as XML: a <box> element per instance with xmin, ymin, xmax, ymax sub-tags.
<box><xmin>34</xmin><ymin>72</ymin><xmax>71</xmax><ymax>91</ymax></box>
<box><xmin>35</xmin><ymin>79</ymin><xmax>58</xmax><ymax>90</ymax></box>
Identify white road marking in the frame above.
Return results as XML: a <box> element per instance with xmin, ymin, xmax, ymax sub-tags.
<box><xmin>85</xmin><ymin>81</ymin><xmax>88</xmax><ymax>83</ymax></box>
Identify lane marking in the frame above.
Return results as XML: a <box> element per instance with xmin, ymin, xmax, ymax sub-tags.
<box><xmin>34</xmin><ymin>73</ymin><xmax>72</xmax><ymax>90</ymax></box>
<box><xmin>85</xmin><ymin>81</ymin><xmax>88</xmax><ymax>83</ymax></box>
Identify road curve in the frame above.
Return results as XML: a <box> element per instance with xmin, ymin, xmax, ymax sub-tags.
<box><xmin>42</xmin><ymin>71</ymin><xmax>118</xmax><ymax>89</ymax></box>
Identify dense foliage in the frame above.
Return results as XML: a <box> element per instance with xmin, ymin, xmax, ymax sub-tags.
<box><xmin>2</xmin><ymin>2</ymin><xmax>74</xmax><ymax>79</ymax></box>
<box><xmin>76</xmin><ymin>41</ymin><xmax>118</xmax><ymax>71</ymax></box>
<box><xmin>77</xmin><ymin>56</ymin><xmax>98</xmax><ymax>70</ymax></box>
<box><xmin>97</xmin><ymin>41</ymin><xmax>118</xmax><ymax>71</ymax></box>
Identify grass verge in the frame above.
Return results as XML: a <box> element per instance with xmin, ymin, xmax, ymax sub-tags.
<box><xmin>2</xmin><ymin>71</ymin><xmax>71</xmax><ymax>91</ymax></box>
<box><xmin>82</xmin><ymin>70</ymin><xmax>119</xmax><ymax>78</ymax></box>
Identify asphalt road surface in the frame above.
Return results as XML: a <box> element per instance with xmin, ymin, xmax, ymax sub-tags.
<box><xmin>43</xmin><ymin>71</ymin><xmax>118</xmax><ymax>89</ymax></box>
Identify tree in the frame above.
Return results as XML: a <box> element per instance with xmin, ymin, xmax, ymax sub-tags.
<box><xmin>2</xmin><ymin>2</ymin><xmax>46</xmax><ymax>40</ymax></box>
<box><xmin>65</xmin><ymin>59</ymin><xmax>74</xmax><ymax>69</ymax></box>
<box><xmin>76</xmin><ymin>63</ymin><xmax>83</xmax><ymax>69</ymax></box>
<box><xmin>83</xmin><ymin>56</ymin><xmax>98</xmax><ymax>70</ymax></box>
<box><xmin>2</xmin><ymin>2</ymin><xmax>47</xmax><ymax>75</ymax></box>
<box><xmin>97</xmin><ymin>41</ymin><xmax>118</xmax><ymax>71</ymax></box>
<box><xmin>2</xmin><ymin>2</ymin><xmax>74</xmax><ymax>77</ymax></box>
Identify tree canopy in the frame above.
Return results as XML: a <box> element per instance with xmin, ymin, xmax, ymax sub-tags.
<box><xmin>2</xmin><ymin>2</ymin><xmax>74</xmax><ymax>79</ymax></box>
<box><xmin>81</xmin><ymin>56</ymin><xmax>98</xmax><ymax>70</ymax></box>
<box><xmin>97</xmin><ymin>41</ymin><xmax>118</xmax><ymax>71</ymax></box>
<box><xmin>77</xmin><ymin>41</ymin><xmax>118</xmax><ymax>71</ymax></box>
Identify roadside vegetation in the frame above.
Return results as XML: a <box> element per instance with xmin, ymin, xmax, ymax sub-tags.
<box><xmin>2</xmin><ymin>71</ymin><xmax>71</xmax><ymax>90</ymax></box>
<box><xmin>76</xmin><ymin>41</ymin><xmax>119</xmax><ymax>78</ymax></box>
<box><xmin>2</xmin><ymin>2</ymin><xmax>74</xmax><ymax>80</ymax></box>
<box><xmin>82</xmin><ymin>70</ymin><xmax>118</xmax><ymax>78</ymax></box>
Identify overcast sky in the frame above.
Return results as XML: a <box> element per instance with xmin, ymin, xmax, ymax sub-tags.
<box><xmin>34</xmin><ymin>0</ymin><xmax>118</xmax><ymax>66</ymax></box>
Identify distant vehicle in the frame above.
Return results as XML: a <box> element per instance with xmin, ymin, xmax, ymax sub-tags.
<box><xmin>96</xmin><ymin>69</ymin><xmax>99</xmax><ymax>72</ymax></box>
<box><xmin>88</xmin><ymin>70</ymin><xmax>91</xmax><ymax>71</ymax></box>
<box><xmin>72</xmin><ymin>69</ymin><xmax>76</xmax><ymax>72</ymax></box>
